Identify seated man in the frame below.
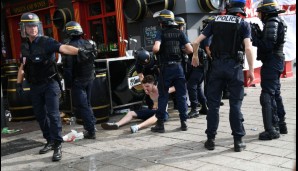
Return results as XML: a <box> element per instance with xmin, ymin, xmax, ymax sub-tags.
<box><xmin>101</xmin><ymin>75</ymin><xmax>175</xmax><ymax>133</ymax></box>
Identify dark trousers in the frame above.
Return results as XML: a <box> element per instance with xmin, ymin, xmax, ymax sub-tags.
<box><xmin>72</xmin><ymin>79</ymin><xmax>96</xmax><ymax>133</ymax></box>
<box><xmin>30</xmin><ymin>80</ymin><xmax>63</xmax><ymax>143</ymax></box>
<box><xmin>157</xmin><ymin>63</ymin><xmax>188</xmax><ymax>121</ymax></box>
<box><xmin>260</xmin><ymin>57</ymin><xmax>286</xmax><ymax>122</ymax></box>
<box><xmin>205</xmin><ymin>58</ymin><xmax>245</xmax><ymax>139</ymax></box>
<box><xmin>187</xmin><ymin>67</ymin><xmax>207</xmax><ymax>109</ymax></box>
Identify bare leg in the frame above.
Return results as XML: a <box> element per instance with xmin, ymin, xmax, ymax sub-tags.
<box><xmin>138</xmin><ymin>115</ymin><xmax>158</xmax><ymax>130</ymax></box>
<box><xmin>116</xmin><ymin>111</ymin><xmax>137</xmax><ymax>127</ymax></box>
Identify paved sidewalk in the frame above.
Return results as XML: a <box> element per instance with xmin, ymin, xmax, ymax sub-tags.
<box><xmin>1</xmin><ymin>76</ymin><xmax>296</xmax><ymax>171</ymax></box>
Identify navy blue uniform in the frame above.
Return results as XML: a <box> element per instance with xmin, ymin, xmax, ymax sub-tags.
<box><xmin>202</xmin><ymin>15</ymin><xmax>251</xmax><ymax>139</ymax></box>
<box><xmin>155</xmin><ymin>28</ymin><xmax>190</xmax><ymax>122</ymax></box>
<box><xmin>187</xmin><ymin>37</ymin><xmax>210</xmax><ymax>112</ymax></box>
<box><xmin>252</xmin><ymin>15</ymin><xmax>287</xmax><ymax>137</ymax></box>
<box><xmin>21</xmin><ymin>36</ymin><xmax>63</xmax><ymax>144</ymax></box>
<box><xmin>63</xmin><ymin>37</ymin><xmax>96</xmax><ymax>134</ymax></box>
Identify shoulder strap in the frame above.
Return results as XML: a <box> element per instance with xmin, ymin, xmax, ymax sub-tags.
<box><xmin>232</xmin><ymin>18</ymin><xmax>242</xmax><ymax>56</ymax></box>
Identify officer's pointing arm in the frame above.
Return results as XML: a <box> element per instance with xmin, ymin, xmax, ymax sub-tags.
<box><xmin>59</xmin><ymin>44</ymin><xmax>79</xmax><ymax>55</ymax></box>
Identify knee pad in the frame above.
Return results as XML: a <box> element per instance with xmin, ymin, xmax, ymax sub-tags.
<box><xmin>260</xmin><ymin>93</ymin><xmax>272</xmax><ymax>106</ymax></box>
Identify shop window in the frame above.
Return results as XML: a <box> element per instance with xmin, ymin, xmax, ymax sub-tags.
<box><xmin>105</xmin><ymin>0</ymin><xmax>115</xmax><ymax>13</ymax></box>
<box><xmin>87</xmin><ymin>0</ymin><xmax>118</xmax><ymax>58</ymax></box>
<box><xmin>89</xmin><ymin>19</ymin><xmax>105</xmax><ymax>51</ymax></box>
<box><xmin>89</xmin><ymin>2</ymin><xmax>102</xmax><ymax>16</ymax></box>
<box><xmin>106</xmin><ymin>16</ymin><xmax>117</xmax><ymax>43</ymax></box>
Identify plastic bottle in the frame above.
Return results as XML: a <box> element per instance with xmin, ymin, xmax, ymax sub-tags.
<box><xmin>5</xmin><ymin>110</ymin><xmax>12</xmax><ymax>122</ymax></box>
<box><xmin>69</xmin><ymin>117</ymin><xmax>77</xmax><ymax>130</ymax></box>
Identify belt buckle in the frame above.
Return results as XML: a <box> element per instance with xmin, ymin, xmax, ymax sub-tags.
<box><xmin>168</xmin><ymin>61</ymin><xmax>176</xmax><ymax>65</ymax></box>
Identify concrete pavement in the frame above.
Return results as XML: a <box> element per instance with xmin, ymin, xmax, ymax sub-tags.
<box><xmin>1</xmin><ymin>76</ymin><xmax>296</xmax><ymax>171</ymax></box>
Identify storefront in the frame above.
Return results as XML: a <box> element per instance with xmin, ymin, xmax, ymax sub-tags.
<box><xmin>1</xmin><ymin>0</ymin><xmax>127</xmax><ymax>61</ymax></box>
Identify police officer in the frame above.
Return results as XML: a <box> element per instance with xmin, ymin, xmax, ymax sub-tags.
<box><xmin>16</xmin><ymin>12</ymin><xmax>90</xmax><ymax>161</ymax></box>
<box><xmin>251</xmin><ymin>0</ymin><xmax>288</xmax><ymax>140</ymax></box>
<box><xmin>134</xmin><ymin>47</ymin><xmax>158</xmax><ymax>109</ymax></box>
<box><xmin>151</xmin><ymin>10</ymin><xmax>193</xmax><ymax>133</ymax></box>
<box><xmin>185</xmin><ymin>17</ymin><xmax>210</xmax><ymax>119</ymax></box>
<box><xmin>192</xmin><ymin>0</ymin><xmax>255</xmax><ymax>152</ymax></box>
<box><xmin>62</xmin><ymin>21</ymin><xmax>97</xmax><ymax>139</ymax></box>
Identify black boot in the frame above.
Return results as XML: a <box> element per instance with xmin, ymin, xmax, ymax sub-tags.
<box><xmin>204</xmin><ymin>139</ymin><xmax>215</xmax><ymax>150</ymax></box>
<box><xmin>84</xmin><ymin>131</ymin><xmax>96</xmax><ymax>139</ymax></box>
<box><xmin>279</xmin><ymin>118</ymin><xmax>288</xmax><ymax>134</ymax></box>
<box><xmin>234</xmin><ymin>138</ymin><xmax>246</xmax><ymax>152</ymax></box>
<box><xmin>151</xmin><ymin>119</ymin><xmax>165</xmax><ymax>133</ymax></box>
<box><xmin>181</xmin><ymin>121</ymin><xmax>188</xmax><ymax>131</ymax></box>
<box><xmin>52</xmin><ymin>142</ymin><xmax>62</xmax><ymax>162</ymax></box>
<box><xmin>39</xmin><ymin>141</ymin><xmax>54</xmax><ymax>154</ymax></box>
<box><xmin>199</xmin><ymin>103</ymin><xmax>208</xmax><ymax>115</ymax></box>
<box><xmin>259</xmin><ymin>94</ymin><xmax>280</xmax><ymax>140</ymax></box>
<box><xmin>188</xmin><ymin>108</ymin><xmax>199</xmax><ymax>118</ymax></box>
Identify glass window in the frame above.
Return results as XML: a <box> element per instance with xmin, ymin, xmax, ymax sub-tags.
<box><xmin>105</xmin><ymin>16</ymin><xmax>117</xmax><ymax>43</ymax></box>
<box><xmin>89</xmin><ymin>2</ymin><xmax>102</xmax><ymax>16</ymax></box>
<box><xmin>89</xmin><ymin>19</ymin><xmax>105</xmax><ymax>51</ymax></box>
<box><xmin>105</xmin><ymin>0</ymin><xmax>115</xmax><ymax>13</ymax></box>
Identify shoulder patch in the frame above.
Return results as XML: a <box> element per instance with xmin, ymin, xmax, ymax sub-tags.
<box><xmin>215</xmin><ymin>15</ymin><xmax>238</xmax><ymax>23</ymax></box>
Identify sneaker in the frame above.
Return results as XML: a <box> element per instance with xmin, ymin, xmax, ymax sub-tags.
<box><xmin>101</xmin><ymin>122</ymin><xmax>119</xmax><ymax>130</ymax></box>
<box><xmin>130</xmin><ymin>125</ymin><xmax>139</xmax><ymax>133</ymax></box>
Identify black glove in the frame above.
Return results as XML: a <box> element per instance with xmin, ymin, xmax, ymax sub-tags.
<box><xmin>78</xmin><ymin>48</ymin><xmax>90</xmax><ymax>62</ymax></box>
<box><xmin>16</xmin><ymin>83</ymin><xmax>24</xmax><ymax>96</ymax></box>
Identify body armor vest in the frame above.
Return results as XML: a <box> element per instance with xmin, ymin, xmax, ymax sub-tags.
<box><xmin>260</xmin><ymin>16</ymin><xmax>286</xmax><ymax>59</ymax></box>
<box><xmin>66</xmin><ymin>38</ymin><xmax>95</xmax><ymax>81</ymax></box>
<box><xmin>22</xmin><ymin>36</ymin><xmax>57</xmax><ymax>84</ymax></box>
<box><xmin>210</xmin><ymin>15</ymin><xmax>243</xmax><ymax>58</ymax></box>
<box><xmin>159</xmin><ymin>28</ymin><xmax>182</xmax><ymax>63</ymax></box>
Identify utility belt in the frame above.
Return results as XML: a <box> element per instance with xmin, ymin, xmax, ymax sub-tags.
<box><xmin>30</xmin><ymin>73</ymin><xmax>59</xmax><ymax>85</ymax></box>
<box><xmin>212</xmin><ymin>51</ymin><xmax>244</xmax><ymax>64</ymax></box>
<box><xmin>162</xmin><ymin>61</ymin><xmax>181</xmax><ymax>66</ymax></box>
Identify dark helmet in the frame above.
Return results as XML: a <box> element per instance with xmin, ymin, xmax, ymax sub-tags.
<box><xmin>175</xmin><ymin>17</ymin><xmax>186</xmax><ymax>27</ymax></box>
<box><xmin>19</xmin><ymin>12</ymin><xmax>43</xmax><ymax>38</ymax></box>
<box><xmin>256</xmin><ymin>0</ymin><xmax>285</xmax><ymax>13</ymax></box>
<box><xmin>134</xmin><ymin>47</ymin><xmax>152</xmax><ymax>66</ymax></box>
<box><xmin>227</xmin><ymin>0</ymin><xmax>247</xmax><ymax>16</ymax></box>
<box><xmin>65</xmin><ymin>21</ymin><xmax>83</xmax><ymax>37</ymax></box>
<box><xmin>153</xmin><ymin>9</ymin><xmax>176</xmax><ymax>26</ymax></box>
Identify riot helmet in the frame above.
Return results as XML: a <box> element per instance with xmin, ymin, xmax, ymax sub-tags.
<box><xmin>19</xmin><ymin>12</ymin><xmax>44</xmax><ymax>38</ymax></box>
<box><xmin>227</xmin><ymin>0</ymin><xmax>247</xmax><ymax>16</ymax></box>
<box><xmin>134</xmin><ymin>47</ymin><xmax>152</xmax><ymax>66</ymax></box>
<box><xmin>256</xmin><ymin>0</ymin><xmax>285</xmax><ymax>14</ymax></box>
<box><xmin>65</xmin><ymin>21</ymin><xmax>83</xmax><ymax>37</ymax></box>
<box><xmin>153</xmin><ymin>9</ymin><xmax>177</xmax><ymax>27</ymax></box>
<box><xmin>175</xmin><ymin>17</ymin><xmax>186</xmax><ymax>27</ymax></box>
<box><xmin>175</xmin><ymin>17</ymin><xmax>186</xmax><ymax>31</ymax></box>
